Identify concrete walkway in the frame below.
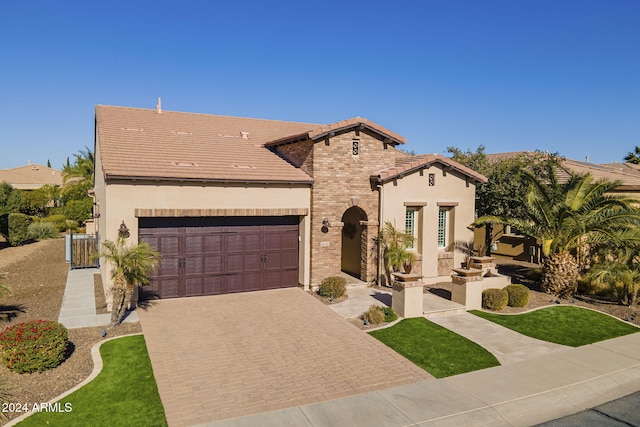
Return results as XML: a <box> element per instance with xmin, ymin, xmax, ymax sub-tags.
<box><xmin>428</xmin><ymin>312</ymin><xmax>569</xmax><ymax>364</ymax></box>
<box><xmin>205</xmin><ymin>332</ymin><xmax>640</xmax><ymax>427</ymax></box>
<box><xmin>58</xmin><ymin>267</ymin><xmax>137</xmax><ymax>329</ymax></box>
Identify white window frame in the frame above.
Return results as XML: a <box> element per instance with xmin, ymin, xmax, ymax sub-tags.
<box><xmin>437</xmin><ymin>208</ymin><xmax>449</xmax><ymax>249</ymax></box>
<box><xmin>405</xmin><ymin>208</ymin><xmax>417</xmax><ymax>250</ymax></box>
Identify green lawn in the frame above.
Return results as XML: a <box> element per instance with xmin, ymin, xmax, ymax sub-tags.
<box><xmin>471</xmin><ymin>306</ymin><xmax>639</xmax><ymax>347</ymax></box>
<box><xmin>19</xmin><ymin>335</ymin><xmax>167</xmax><ymax>427</ymax></box>
<box><xmin>369</xmin><ymin>317</ymin><xmax>500</xmax><ymax>378</ymax></box>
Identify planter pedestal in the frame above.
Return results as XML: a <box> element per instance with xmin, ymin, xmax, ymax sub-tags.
<box><xmin>451</xmin><ymin>269</ymin><xmax>483</xmax><ymax>310</ymax></box>
<box><xmin>392</xmin><ymin>273</ymin><xmax>424</xmax><ymax>318</ymax></box>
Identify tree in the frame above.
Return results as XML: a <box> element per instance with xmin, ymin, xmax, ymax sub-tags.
<box><xmin>624</xmin><ymin>146</ymin><xmax>640</xmax><ymax>164</ymax></box>
<box><xmin>475</xmin><ymin>172</ymin><xmax>640</xmax><ymax>297</ymax></box>
<box><xmin>62</xmin><ymin>147</ymin><xmax>94</xmax><ymax>185</ymax></box>
<box><xmin>95</xmin><ymin>236</ymin><xmax>159</xmax><ymax>326</ymax></box>
<box><xmin>379</xmin><ymin>221</ymin><xmax>415</xmax><ymax>275</ymax></box>
<box><xmin>447</xmin><ymin>147</ymin><xmax>562</xmax><ymax>255</ymax></box>
<box><xmin>0</xmin><ymin>183</ymin><xmax>23</xmax><ymax>216</ymax></box>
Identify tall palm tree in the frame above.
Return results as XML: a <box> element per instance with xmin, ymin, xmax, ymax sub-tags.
<box><xmin>624</xmin><ymin>146</ymin><xmax>640</xmax><ymax>164</ymax></box>
<box><xmin>96</xmin><ymin>237</ymin><xmax>159</xmax><ymax>325</ymax></box>
<box><xmin>475</xmin><ymin>171</ymin><xmax>640</xmax><ymax>297</ymax></box>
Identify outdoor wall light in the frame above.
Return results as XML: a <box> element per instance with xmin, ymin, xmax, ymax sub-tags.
<box><xmin>322</xmin><ymin>218</ymin><xmax>330</xmax><ymax>228</ymax></box>
<box><xmin>118</xmin><ymin>221</ymin><xmax>130</xmax><ymax>239</ymax></box>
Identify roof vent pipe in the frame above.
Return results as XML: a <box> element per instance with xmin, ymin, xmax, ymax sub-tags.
<box><xmin>156</xmin><ymin>97</ymin><xmax>162</xmax><ymax>114</ymax></box>
<box><xmin>240</xmin><ymin>131</ymin><xmax>249</xmax><ymax>139</ymax></box>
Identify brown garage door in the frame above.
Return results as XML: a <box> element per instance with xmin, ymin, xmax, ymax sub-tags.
<box><xmin>139</xmin><ymin>216</ymin><xmax>300</xmax><ymax>298</ymax></box>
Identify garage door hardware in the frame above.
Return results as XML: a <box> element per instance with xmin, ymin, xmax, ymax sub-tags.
<box><xmin>261</xmin><ymin>254</ymin><xmax>268</xmax><ymax>263</ymax></box>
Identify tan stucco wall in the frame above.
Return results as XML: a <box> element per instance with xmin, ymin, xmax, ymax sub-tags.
<box><xmin>95</xmin><ymin>178</ymin><xmax>311</xmax><ymax>296</ymax></box>
<box><xmin>381</xmin><ymin>164</ymin><xmax>477</xmax><ymax>284</ymax></box>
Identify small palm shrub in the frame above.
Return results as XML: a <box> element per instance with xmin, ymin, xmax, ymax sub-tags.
<box><xmin>381</xmin><ymin>306</ymin><xmax>398</xmax><ymax>322</ymax></box>
<box><xmin>28</xmin><ymin>221</ymin><xmax>58</xmax><ymax>240</ymax></box>
<box><xmin>0</xmin><ymin>320</ymin><xmax>68</xmax><ymax>373</ymax></box>
<box><xmin>505</xmin><ymin>284</ymin><xmax>530</xmax><ymax>307</ymax></box>
<box><xmin>363</xmin><ymin>305</ymin><xmax>385</xmax><ymax>325</ymax></box>
<box><xmin>482</xmin><ymin>288</ymin><xmax>508</xmax><ymax>311</ymax></box>
<box><xmin>317</xmin><ymin>276</ymin><xmax>347</xmax><ymax>299</ymax></box>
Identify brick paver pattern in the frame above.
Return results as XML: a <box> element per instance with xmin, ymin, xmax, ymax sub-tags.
<box><xmin>138</xmin><ymin>288</ymin><xmax>433</xmax><ymax>426</ymax></box>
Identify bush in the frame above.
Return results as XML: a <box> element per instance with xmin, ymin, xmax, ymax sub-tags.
<box><xmin>381</xmin><ymin>306</ymin><xmax>398</xmax><ymax>322</ymax></box>
<box><xmin>0</xmin><ymin>213</ymin><xmax>32</xmax><ymax>246</ymax></box>
<box><xmin>317</xmin><ymin>276</ymin><xmax>347</xmax><ymax>299</ymax></box>
<box><xmin>482</xmin><ymin>288</ymin><xmax>508</xmax><ymax>311</ymax></box>
<box><xmin>42</xmin><ymin>214</ymin><xmax>69</xmax><ymax>232</ymax></box>
<box><xmin>0</xmin><ymin>320</ymin><xmax>68</xmax><ymax>373</ymax></box>
<box><xmin>505</xmin><ymin>284</ymin><xmax>530</xmax><ymax>307</ymax></box>
<box><xmin>28</xmin><ymin>221</ymin><xmax>58</xmax><ymax>240</ymax></box>
<box><xmin>363</xmin><ymin>305</ymin><xmax>385</xmax><ymax>325</ymax></box>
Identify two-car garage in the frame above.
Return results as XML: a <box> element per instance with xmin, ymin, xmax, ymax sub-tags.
<box><xmin>138</xmin><ymin>216</ymin><xmax>300</xmax><ymax>299</ymax></box>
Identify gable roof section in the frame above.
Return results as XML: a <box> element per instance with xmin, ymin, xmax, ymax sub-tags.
<box><xmin>0</xmin><ymin>164</ymin><xmax>63</xmax><ymax>189</ymax></box>
<box><xmin>95</xmin><ymin>106</ymin><xmax>316</xmax><ymax>184</ymax></box>
<box><xmin>372</xmin><ymin>154</ymin><xmax>488</xmax><ymax>184</ymax></box>
<box><xmin>264</xmin><ymin>117</ymin><xmax>406</xmax><ymax>147</ymax></box>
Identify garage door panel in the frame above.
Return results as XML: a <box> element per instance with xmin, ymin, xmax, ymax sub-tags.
<box><xmin>158</xmin><ymin>278</ymin><xmax>180</xmax><ymax>298</ymax></box>
<box><xmin>184</xmin><ymin>235</ymin><xmax>203</xmax><ymax>255</ymax></box>
<box><xmin>227</xmin><ymin>252</ymin><xmax>261</xmax><ymax>272</ymax></box>
<box><xmin>185</xmin><ymin>277</ymin><xmax>204</xmax><ymax>297</ymax></box>
<box><xmin>160</xmin><ymin>257</ymin><xmax>180</xmax><ymax>276</ymax></box>
<box><xmin>204</xmin><ymin>255</ymin><xmax>223</xmax><ymax>274</ymax></box>
<box><xmin>203</xmin><ymin>235</ymin><xmax>223</xmax><ymax>253</ymax></box>
<box><xmin>204</xmin><ymin>276</ymin><xmax>223</xmax><ymax>295</ymax></box>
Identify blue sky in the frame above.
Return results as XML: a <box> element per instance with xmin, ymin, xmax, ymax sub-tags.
<box><xmin>1</xmin><ymin>0</ymin><xmax>639</xmax><ymax>169</ymax></box>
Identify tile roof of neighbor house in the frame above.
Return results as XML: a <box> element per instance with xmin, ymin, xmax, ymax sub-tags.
<box><xmin>96</xmin><ymin>105</ymin><xmax>319</xmax><ymax>183</ymax></box>
<box><xmin>487</xmin><ymin>151</ymin><xmax>640</xmax><ymax>191</ymax></box>
<box><xmin>0</xmin><ymin>164</ymin><xmax>63</xmax><ymax>190</ymax></box>
<box><xmin>372</xmin><ymin>154</ymin><xmax>488</xmax><ymax>184</ymax></box>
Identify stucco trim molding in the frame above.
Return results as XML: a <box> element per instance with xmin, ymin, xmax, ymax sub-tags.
<box><xmin>359</xmin><ymin>220</ymin><xmax>380</xmax><ymax>226</ymax></box>
<box><xmin>135</xmin><ymin>208</ymin><xmax>309</xmax><ymax>217</ymax></box>
<box><xmin>436</xmin><ymin>202</ymin><xmax>459</xmax><ymax>207</ymax></box>
<box><xmin>403</xmin><ymin>201</ymin><xmax>428</xmax><ymax>207</ymax></box>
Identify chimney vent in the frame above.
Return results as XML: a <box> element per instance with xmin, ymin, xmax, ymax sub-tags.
<box><xmin>585</xmin><ymin>155</ymin><xmax>589</xmax><ymax>163</ymax></box>
<box><xmin>156</xmin><ymin>97</ymin><xmax>162</xmax><ymax>114</ymax></box>
<box><xmin>240</xmin><ymin>131</ymin><xmax>249</xmax><ymax>139</ymax></box>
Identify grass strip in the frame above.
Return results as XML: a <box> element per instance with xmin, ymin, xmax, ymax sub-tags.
<box><xmin>470</xmin><ymin>306</ymin><xmax>639</xmax><ymax>347</ymax></box>
<box><xmin>18</xmin><ymin>335</ymin><xmax>166</xmax><ymax>426</ymax></box>
<box><xmin>369</xmin><ymin>318</ymin><xmax>499</xmax><ymax>378</ymax></box>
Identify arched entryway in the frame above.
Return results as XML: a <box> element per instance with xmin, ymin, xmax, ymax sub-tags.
<box><xmin>341</xmin><ymin>206</ymin><xmax>367</xmax><ymax>279</ymax></box>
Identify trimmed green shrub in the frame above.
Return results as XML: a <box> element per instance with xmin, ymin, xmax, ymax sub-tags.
<box><xmin>317</xmin><ymin>276</ymin><xmax>347</xmax><ymax>299</ymax></box>
<box><xmin>42</xmin><ymin>214</ymin><xmax>69</xmax><ymax>232</ymax></box>
<box><xmin>28</xmin><ymin>221</ymin><xmax>58</xmax><ymax>240</ymax></box>
<box><xmin>482</xmin><ymin>288</ymin><xmax>508</xmax><ymax>311</ymax></box>
<box><xmin>363</xmin><ymin>305</ymin><xmax>385</xmax><ymax>325</ymax></box>
<box><xmin>0</xmin><ymin>320</ymin><xmax>68</xmax><ymax>373</ymax></box>
<box><xmin>1</xmin><ymin>213</ymin><xmax>32</xmax><ymax>246</ymax></box>
<box><xmin>505</xmin><ymin>284</ymin><xmax>530</xmax><ymax>307</ymax></box>
<box><xmin>381</xmin><ymin>306</ymin><xmax>398</xmax><ymax>322</ymax></box>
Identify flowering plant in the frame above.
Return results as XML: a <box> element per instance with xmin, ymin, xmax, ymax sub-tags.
<box><xmin>0</xmin><ymin>320</ymin><xmax>68</xmax><ymax>373</ymax></box>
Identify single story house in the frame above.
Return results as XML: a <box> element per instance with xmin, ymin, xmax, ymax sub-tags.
<box><xmin>0</xmin><ymin>163</ymin><xmax>63</xmax><ymax>190</ymax></box>
<box><xmin>94</xmin><ymin>105</ymin><xmax>487</xmax><ymax>300</ymax></box>
<box><xmin>476</xmin><ymin>152</ymin><xmax>640</xmax><ymax>263</ymax></box>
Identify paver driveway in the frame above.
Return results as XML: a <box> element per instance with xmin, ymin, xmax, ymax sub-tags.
<box><xmin>138</xmin><ymin>288</ymin><xmax>432</xmax><ymax>426</ymax></box>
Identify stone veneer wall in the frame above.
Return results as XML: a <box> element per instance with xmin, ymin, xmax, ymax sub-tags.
<box><xmin>276</xmin><ymin>129</ymin><xmax>397</xmax><ymax>286</ymax></box>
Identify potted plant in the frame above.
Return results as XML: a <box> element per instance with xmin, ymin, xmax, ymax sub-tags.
<box><xmin>380</xmin><ymin>221</ymin><xmax>416</xmax><ymax>279</ymax></box>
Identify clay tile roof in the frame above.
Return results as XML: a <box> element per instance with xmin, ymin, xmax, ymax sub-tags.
<box><xmin>487</xmin><ymin>151</ymin><xmax>640</xmax><ymax>190</ymax></box>
<box><xmin>372</xmin><ymin>154</ymin><xmax>488</xmax><ymax>183</ymax></box>
<box><xmin>95</xmin><ymin>105</ymin><xmax>317</xmax><ymax>184</ymax></box>
<box><xmin>0</xmin><ymin>164</ymin><xmax>63</xmax><ymax>190</ymax></box>
<box><xmin>265</xmin><ymin>117</ymin><xmax>406</xmax><ymax>147</ymax></box>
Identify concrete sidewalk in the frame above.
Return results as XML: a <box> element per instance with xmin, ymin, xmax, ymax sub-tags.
<box><xmin>58</xmin><ymin>267</ymin><xmax>137</xmax><ymax>329</ymax></box>
<box><xmin>204</xmin><ymin>332</ymin><xmax>640</xmax><ymax>427</ymax></box>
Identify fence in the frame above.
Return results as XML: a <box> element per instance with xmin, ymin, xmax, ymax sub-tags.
<box><xmin>64</xmin><ymin>232</ymin><xmax>99</xmax><ymax>269</ymax></box>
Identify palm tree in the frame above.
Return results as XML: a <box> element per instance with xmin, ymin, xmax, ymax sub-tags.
<box><xmin>380</xmin><ymin>221</ymin><xmax>415</xmax><ymax>274</ymax></box>
<box><xmin>475</xmin><ymin>171</ymin><xmax>640</xmax><ymax>298</ymax></box>
<box><xmin>624</xmin><ymin>146</ymin><xmax>640</xmax><ymax>164</ymax></box>
<box><xmin>63</xmin><ymin>147</ymin><xmax>94</xmax><ymax>185</ymax></box>
<box><xmin>96</xmin><ymin>237</ymin><xmax>159</xmax><ymax>326</ymax></box>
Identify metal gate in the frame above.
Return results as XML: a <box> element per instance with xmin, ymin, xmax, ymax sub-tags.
<box><xmin>66</xmin><ymin>232</ymin><xmax>99</xmax><ymax>269</ymax></box>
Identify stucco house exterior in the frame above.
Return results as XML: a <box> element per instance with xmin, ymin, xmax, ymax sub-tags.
<box><xmin>94</xmin><ymin>105</ymin><xmax>486</xmax><ymax>299</ymax></box>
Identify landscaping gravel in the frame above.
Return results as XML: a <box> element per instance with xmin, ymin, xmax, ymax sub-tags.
<box><xmin>0</xmin><ymin>238</ymin><xmax>141</xmax><ymax>425</ymax></box>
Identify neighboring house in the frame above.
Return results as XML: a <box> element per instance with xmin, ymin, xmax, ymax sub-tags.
<box><xmin>94</xmin><ymin>105</ymin><xmax>487</xmax><ymax>300</ymax></box>
<box><xmin>0</xmin><ymin>163</ymin><xmax>63</xmax><ymax>190</ymax></box>
<box><xmin>476</xmin><ymin>152</ymin><xmax>640</xmax><ymax>263</ymax></box>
